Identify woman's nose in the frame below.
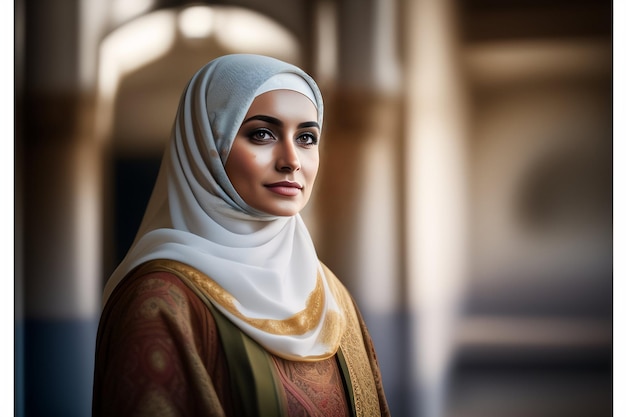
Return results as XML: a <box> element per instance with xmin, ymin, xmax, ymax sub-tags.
<box><xmin>276</xmin><ymin>140</ymin><xmax>301</xmax><ymax>172</ymax></box>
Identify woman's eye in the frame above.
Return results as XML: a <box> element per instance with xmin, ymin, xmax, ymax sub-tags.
<box><xmin>297</xmin><ymin>133</ymin><xmax>318</xmax><ymax>146</ymax></box>
<box><xmin>249</xmin><ymin>129</ymin><xmax>275</xmax><ymax>143</ymax></box>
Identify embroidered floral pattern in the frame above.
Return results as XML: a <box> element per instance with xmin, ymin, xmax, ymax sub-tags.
<box><xmin>272</xmin><ymin>356</ymin><xmax>350</xmax><ymax>417</ymax></box>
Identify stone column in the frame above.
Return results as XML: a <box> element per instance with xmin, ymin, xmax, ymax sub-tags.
<box><xmin>311</xmin><ymin>0</ymin><xmax>408</xmax><ymax>414</ymax></box>
<box><xmin>403</xmin><ymin>0</ymin><xmax>469</xmax><ymax>416</ymax></box>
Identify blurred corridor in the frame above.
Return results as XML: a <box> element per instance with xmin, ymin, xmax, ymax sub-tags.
<box><xmin>15</xmin><ymin>0</ymin><xmax>612</xmax><ymax>416</ymax></box>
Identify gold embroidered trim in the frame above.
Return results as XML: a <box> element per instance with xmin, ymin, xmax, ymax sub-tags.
<box><xmin>323</xmin><ymin>264</ymin><xmax>382</xmax><ymax>417</ymax></box>
<box><xmin>154</xmin><ymin>260</ymin><xmax>325</xmax><ymax>336</ymax></box>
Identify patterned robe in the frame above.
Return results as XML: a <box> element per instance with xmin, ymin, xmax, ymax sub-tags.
<box><xmin>93</xmin><ymin>260</ymin><xmax>390</xmax><ymax>417</ymax></box>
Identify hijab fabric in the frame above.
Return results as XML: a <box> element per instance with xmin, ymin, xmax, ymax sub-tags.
<box><xmin>103</xmin><ymin>54</ymin><xmax>345</xmax><ymax>360</ymax></box>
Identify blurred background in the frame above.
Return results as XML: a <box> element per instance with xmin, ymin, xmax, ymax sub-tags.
<box><xmin>15</xmin><ymin>0</ymin><xmax>613</xmax><ymax>416</ymax></box>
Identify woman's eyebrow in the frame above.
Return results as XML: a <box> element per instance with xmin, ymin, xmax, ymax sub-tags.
<box><xmin>298</xmin><ymin>121</ymin><xmax>320</xmax><ymax>130</ymax></box>
<box><xmin>242</xmin><ymin>115</ymin><xmax>282</xmax><ymax>126</ymax></box>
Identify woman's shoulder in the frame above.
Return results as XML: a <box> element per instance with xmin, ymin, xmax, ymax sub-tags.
<box><xmin>94</xmin><ymin>268</ymin><xmax>229</xmax><ymax>416</ymax></box>
<box><xmin>103</xmin><ymin>267</ymin><xmax>216</xmax><ymax>335</ymax></box>
<box><xmin>109</xmin><ymin>269</ymin><xmax>194</xmax><ymax>308</ymax></box>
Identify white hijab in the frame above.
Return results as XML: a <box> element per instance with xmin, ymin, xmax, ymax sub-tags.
<box><xmin>103</xmin><ymin>54</ymin><xmax>345</xmax><ymax>360</ymax></box>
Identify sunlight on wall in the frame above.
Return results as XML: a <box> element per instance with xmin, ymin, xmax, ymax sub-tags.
<box><xmin>110</xmin><ymin>0</ymin><xmax>155</xmax><ymax>24</ymax></box>
<box><xmin>96</xmin><ymin>5</ymin><xmax>300</xmax><ymax>144</ymax></box>
<box><xmin>178</xmin><ymin>5</ymin><xmax>215</xmax><ymax>38</ymax></box>
<box><xmin>372</xmin><ymin>0</ymin><xmax>401</xmax><ymax>93</ymax></box>
<box><xmin>74</xmin><ymin>144</ymin><xmax>102</xmax><ymax>314</ymax></box>
<box><xmin>314</xmin><ymin>0</ymin><xmax>338</xmax><ymax>87</ymax></box>
<box><xmin>465</xmin><ymin>39</ymin><xmax>611</xmax><ymax>86</ymax></box>
<box><xmin>98</xmin><ymin>10</ymin><xmax>176</xmax><ymax>101</ymax></box>
<box><xmin>210</xmin><ymin>7</ymin><xmax>298</xmax><ymax>57</ymax></box>
<box><xmin>405</xmin><ymin>0</ymin><xmax>468</xmax><ymax>416</ymax></box>
<box><xmin>355</xmin><ymin>132</ymin><xmax>400</xmax><ymax>314</ymax></box>
<box><xmin>96</xmin><ymin>10</ymin><xmax>176</xmax><ymax>145</ymax></box>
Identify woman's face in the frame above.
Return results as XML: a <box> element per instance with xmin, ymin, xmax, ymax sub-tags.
<box><xmin>225</xmin><ymin>89</ymin><xmax>320</xmax><ymax>217</ymax></box>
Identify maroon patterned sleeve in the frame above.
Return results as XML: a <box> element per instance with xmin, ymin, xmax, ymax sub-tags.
<box><xmin>92</xmin><ymin>271</ymin><xmax>234</xmax><ymax>417</ymax></box>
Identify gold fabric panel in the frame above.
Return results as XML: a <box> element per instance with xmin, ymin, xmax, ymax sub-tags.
<box><xmin>322</xmin><ymin>264</ymin><xmax>383</xmax><ymax>417</ymax></box>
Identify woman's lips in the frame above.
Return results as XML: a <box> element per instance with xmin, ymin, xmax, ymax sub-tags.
<box><xmin>265</xmin><ymin>181</ymin><xmax>302</xmax><ymax>196</ymax></box>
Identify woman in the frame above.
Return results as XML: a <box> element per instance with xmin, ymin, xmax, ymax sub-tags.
<box><xmin>92</xmin><ymin>54</ymin><xmax>390</xmax><ymax>417</ymax></box>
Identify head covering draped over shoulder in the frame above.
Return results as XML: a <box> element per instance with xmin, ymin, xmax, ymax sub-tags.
<box><xmin>103</xmin><ymin>54</ymin><xmax>345</xmax><ymax>360</ymax></box>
